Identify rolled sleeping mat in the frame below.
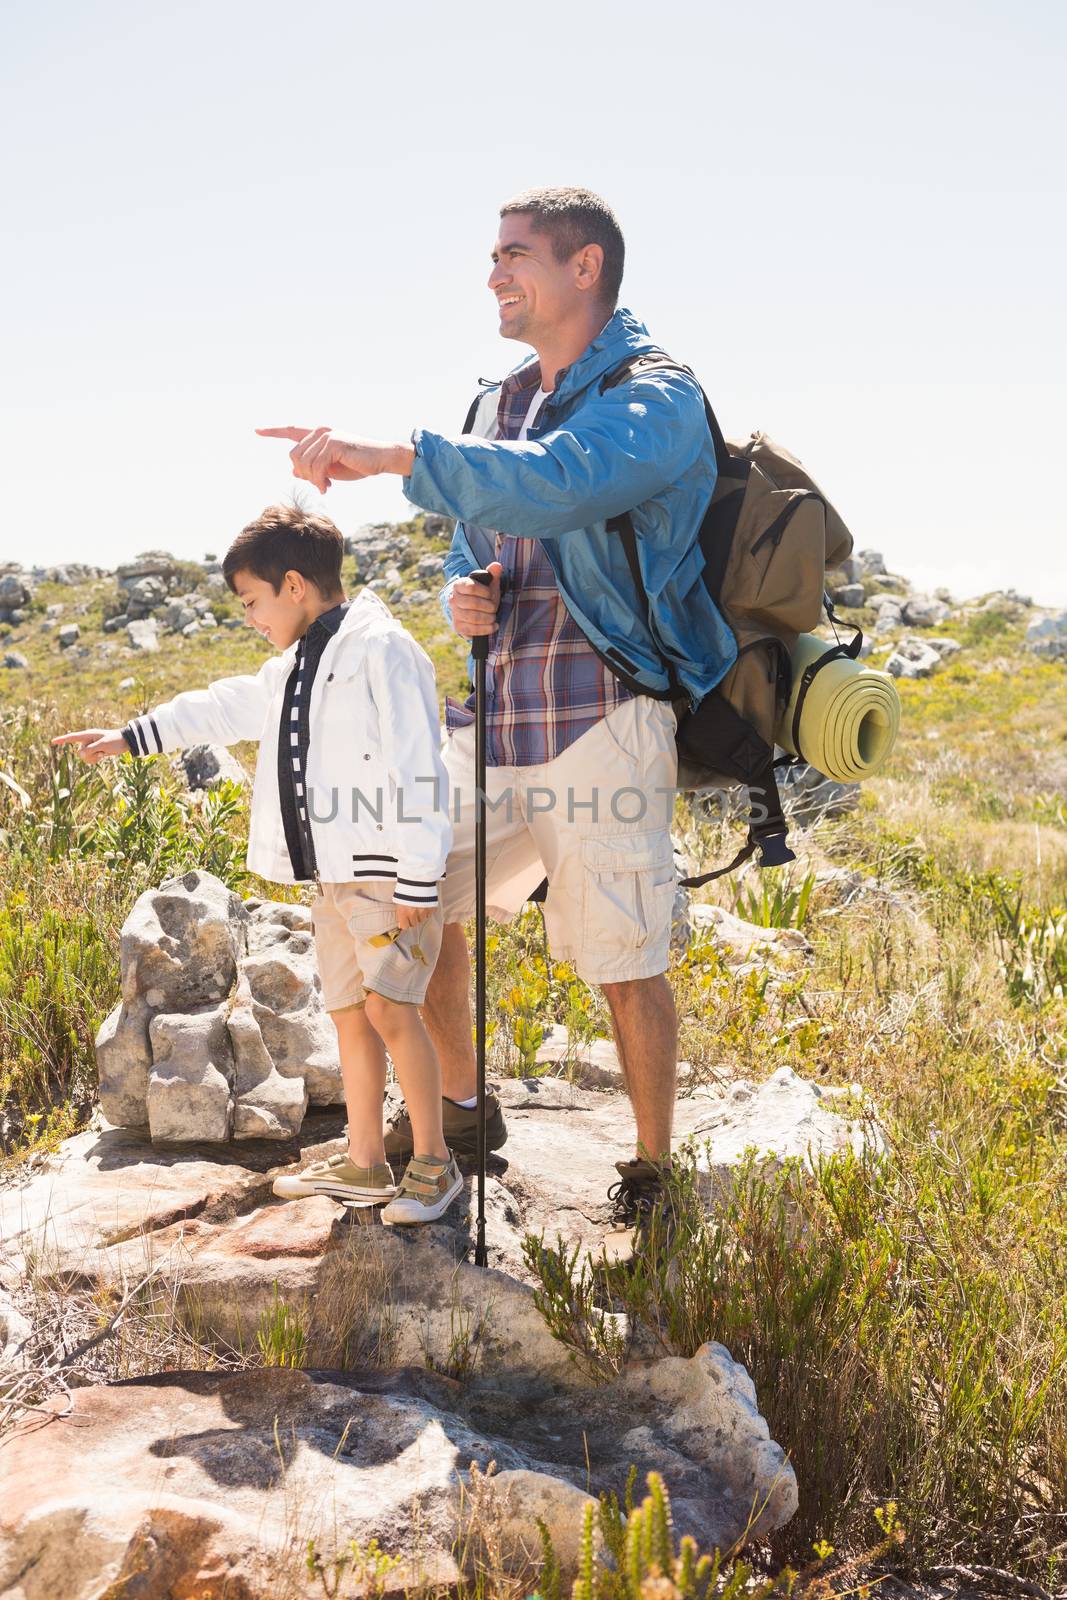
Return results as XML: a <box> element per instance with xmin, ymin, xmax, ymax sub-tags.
<box><xmin>777</xmin><ymin>631</ymin><xmax>900</xmax><ymax>781</ymax></box>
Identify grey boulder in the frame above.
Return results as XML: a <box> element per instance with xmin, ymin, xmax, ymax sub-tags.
<box><xmin>902</xmin><ymin>594</ymin><xmax>949</xmax><ymax>627</ymax></box>
<box><xmin>120</xmin><ymin>871</ymin><xmax>246</xmax><ymax>1014</ymax></box>
<box><xmin>126</xmin><ymin>618</ymin><xmax>159</xmax><ymax>653</ymax></box>
<box><xmin>178</xmin><ymin>743</ymin><xmax>247</xmax><ymax>791</ymax></box>
<box><xmin>886</xmin><ymin>637</ymin><xmax>942</xmax><ymax>678</ymax></box>
<box><xmin>146</xmin><ymin>1003</ymin><xmax>235</xmax><ymax>1144</ymax></box>
<box><xmin>1026</xmin><ymin>610</ymin><xmax>1067</xmax><ymax>661</ymax></box>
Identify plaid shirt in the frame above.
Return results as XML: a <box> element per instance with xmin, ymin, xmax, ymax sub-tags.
<box><xmin>444</xmin><ymin>360</ymin><xmax>632</xmax><ymax>766</ymax></box>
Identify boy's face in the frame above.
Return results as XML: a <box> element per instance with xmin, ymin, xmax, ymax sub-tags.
<box><xmin>232</xmin><ymin>569</ymin><xmax>330</xmax><ymax>650</ymax></box>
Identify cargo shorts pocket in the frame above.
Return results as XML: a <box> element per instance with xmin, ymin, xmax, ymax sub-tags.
<box><xmin>337</xmin><ymin>887</ymin><xmax>400</xmax><ymax>937</ymax></box>
<box><xmin>580</xmin><ymin>830</ymin><xmax>676</xmax><ymax>956</ymax></box>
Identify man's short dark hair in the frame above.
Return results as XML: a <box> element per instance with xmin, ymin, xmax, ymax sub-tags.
<box><xmin>500</xmin><ymin>186</ymin><xmax>625</xmax><ymax>308</ymax></box>
<box><xmin>223</xmin><ymin>503</ymin><xmax>344</xmax><ymax>597</ymax></box>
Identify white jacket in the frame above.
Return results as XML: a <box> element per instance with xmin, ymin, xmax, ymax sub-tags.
<box><xmin>125</xmin><ymin>590</ymin><xmax>452</xmax><ymax>898</ymax></box>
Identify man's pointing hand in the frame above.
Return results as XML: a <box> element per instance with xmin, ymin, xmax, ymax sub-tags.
<box><xmin>256</xmin><ymin>426</ymin><xmax>415</xmax><ymax>494</ymax></box>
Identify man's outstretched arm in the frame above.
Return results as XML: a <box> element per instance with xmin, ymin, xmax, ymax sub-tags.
<box><xmin>256</xmin><ymin>371</ymin><xmax>711</xmax><ymax>540</ymax></box>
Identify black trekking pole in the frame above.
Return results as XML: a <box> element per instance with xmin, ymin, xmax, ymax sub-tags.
<box><xmin>469</xmin><ymin>569</ymin><xmax>493</xmax><ymax>1268</ymax></box>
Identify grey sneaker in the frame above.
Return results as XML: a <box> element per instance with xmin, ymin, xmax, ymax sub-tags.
<box><xmin>272</xmin><ymin>1153</ymin><xmax>396</xmax><ymax>1206</ymax></box>
<box><xmin>384</xmin><ymin>1091</ymin><xmax>507</xmax><ymax>1161</ymax></box>
<box><xmin>381</xmin><ymin>1153</ymin><xmax>464</xmax><ymax>1225</ymax></box>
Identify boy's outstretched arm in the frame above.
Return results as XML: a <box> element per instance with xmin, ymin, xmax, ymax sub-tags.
<box><xmin>53</xmin><ymin>653</ymin><xmax>290</xmax><ymax>763</ymax></box>
<box><xmin>51</xmin><ymin>729</ymin><xmax>129</xmax><ymax>762</ymax></box>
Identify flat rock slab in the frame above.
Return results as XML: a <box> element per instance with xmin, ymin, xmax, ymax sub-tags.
<box><xmin>0</xmin><ymin>1348</ymin><xmax>796</xmax><ymax>1599</ymax></box>
<box><xmin>0</xmin><ymin>1082</ymin><xmax>727</xmax><ymax>1287</ymax></box>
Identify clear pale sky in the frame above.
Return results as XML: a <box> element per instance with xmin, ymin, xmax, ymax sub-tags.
<box><xmin>2</xmin><ymin>0</ymin><xmax>1064</xmax><ymax>604</ymax></box>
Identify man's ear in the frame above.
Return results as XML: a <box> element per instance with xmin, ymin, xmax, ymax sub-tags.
<box><xmin>284</xmin><ymin>569</ymin><xmax>307</xmax><ymax>602</ymax></box>
<box><xmin>574</xmin><ymin>241</ymin><xmax>605</xmax><ymax>293</ymax></box>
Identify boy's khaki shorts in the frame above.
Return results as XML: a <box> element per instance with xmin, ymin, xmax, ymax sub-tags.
<box><xmin>439</xmin><ymin>696</ymin><xmax>679</xmax><ymax>984</ymax></box>
<box><xmin>312</xmin><ymin>881</ymin><xmax>444</xmax><ymax>1012</ymax></box>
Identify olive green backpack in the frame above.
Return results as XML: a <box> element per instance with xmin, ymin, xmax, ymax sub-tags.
<box><xmin>601</xmin><ymin>351</ymin><xmax>859</xmax><ymax>884</ymax></box>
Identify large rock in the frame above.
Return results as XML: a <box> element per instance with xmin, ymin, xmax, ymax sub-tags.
<box><xmin>886</xmin><ymin>636</ymin><xmax>942</xmax><ymax>679</ymax></box>
<box><xmin>95</xmin><ymin>996</ymin><xmax>154</xmax><ymax>1127</ymax></box>
<box><xmin>120</xmin><ymin>871</ymin><xmax>245</xmax><ymax>1014</ymax></box>
<box><xmin>57</xmin><ymin>622</ymin><xmax>80</xmax><ymax>649</ymax></box>
<box><xmin>227</xmin><ymin>964</ymin><xmax>310</xmax><ymax>1140</ymax></box>
<box><xmin>778</xmin><ymin>760</ymin><xmax>861</xmax><ymax>823</ymax></box>
<box><xmin>147</xmin><ymin>1003</ymin><xmax>235</xmax><ymax>1144</ymax></box>
<box><xmin>2</xmin><ymin>651</ymin><xmax>28</xmax><ymax>670</ymax></box>
<box><xmin>96</xmin><ymin>880</ymin><xmax>344</xmax><ymax>1143</ymax></box>
<box><xmin>124</xmin><ymin>574</ymin><xmax>168</xmax><ymax>617</ymax></box>
<box><xmin>177</xmin><ymin>743</ymin><xmax>247</xmax><ymax>791</ymax></box>
<box><xmin>901</xmin><ymin>594</ymin><xmax>949</xmax><ymax>627</ymax></box>
<box><xmin>1026</xmin><ymin>610</ymin><xmax>1067</xmax><ymax>661</ymax></box>
<box><xmin>688</xmin><ymin>903</ymin><xmax>811</xmax><ymax>964</ymax></box>
<box><xmin>617</xmin><ymin>1341</ymin><xmax>797</xmax><ymax>1540</ymax></box>
<box><xmin>126</xmin><ymin>617</ymin><xmax>159</xmax><ymax>653</ymax></box>
<box><xmin>0</xmin><ymin>573</ymin><xmax>32</xmax><ymax>608</ymax></box>
<box><xmin>1</xmin><ymin>1065</ymin><xmax>894</xmax><ymax>1588</ymax></box>
<box><xmin>234</xmin><ymin>938</ymin><xmax>341</xmax><ymax>1105</ymax></box>
<box><xmin>116</xmin><ymin>552</ymin><xmax>175</xmax><ymax>587</ymax></box>
<box><xmin>162</xmin><ymin>597</ymin><xmax>198</xmax><ymax>631</ymax></box>
<box><xmin>0</xmin><ymin>1353</ymin><xmax>795</xmax><ymax>1595</ymax></box>
<box><xmin>683</xmin><ymin>1064</ymin><xmax>881</xmax><ymax>1203</ymax></box>
<box><xmin>928</xmin><ymin>636</ymin><xmax>961</xmax><ymax>659</ymax></box>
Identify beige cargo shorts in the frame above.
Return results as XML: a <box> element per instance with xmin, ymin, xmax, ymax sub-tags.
<box><xmin>439</xmin><ymin>696</ymin><xmax>679</xmax><ymax>984</ymax></box>
<box><xmin>312</xmin><ymin>880</ymin><xmax>444</xmax><ymax>1012</ymax></box>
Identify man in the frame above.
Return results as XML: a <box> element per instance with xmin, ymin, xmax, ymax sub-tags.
<box><xmin>259</xmin><ymin>186</ymin><xmax>736</xmax><ymax>1257</ymax></box>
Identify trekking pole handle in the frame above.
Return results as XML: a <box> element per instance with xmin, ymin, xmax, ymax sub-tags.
<box><xmin>469</xmin><ymin>569</ymin><xmax>493</xmax><ymax>662</ymax></box>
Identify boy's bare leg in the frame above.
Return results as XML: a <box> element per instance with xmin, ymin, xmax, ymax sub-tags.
<box><xmin>600</xmin><ymin>974</ymin><xmax>677</xmax><ymax>1164</ymax></box>
<box><xmin>329</xmin><ymin>1003</ymin><xmax>389</xmax><ymax>1167</ymax></box>
<box><xmin>364</xmin><ymin>992</ymin><xmax>449</xmax><ymax>1161</ymax></box>
<box><xmin>419</xmin><ymin>921</ymin><xmax>477</xmax><ymax>1102</ymax></box>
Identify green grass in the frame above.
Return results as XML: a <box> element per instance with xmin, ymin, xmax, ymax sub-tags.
<box><xmin>1</xmin><ymin>537</ymin><xmax>1065</xmax><ymax>1585</ymax></box>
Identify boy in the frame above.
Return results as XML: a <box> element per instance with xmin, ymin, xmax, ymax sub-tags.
<box><xmin>53</xmin><ymin>504</ymin><xmax>463</xmax><ymax>1225</ymax></box>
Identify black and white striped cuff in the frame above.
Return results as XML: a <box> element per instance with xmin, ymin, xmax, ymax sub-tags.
<box><xmin>393</xmin><ymin>877</ymin><xmax>440</xmax><ymax>906</ymax></box>
<box><xmin>122</xmin><ymin>715</ymin><xmax>164</xmax><ymax>755</ymax></box>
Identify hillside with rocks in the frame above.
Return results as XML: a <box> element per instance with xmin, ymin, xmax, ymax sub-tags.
<box><xmin>0</xmin><ymin>518</ymin><xmax>1064</xmax><ymax>1600</ymax></box>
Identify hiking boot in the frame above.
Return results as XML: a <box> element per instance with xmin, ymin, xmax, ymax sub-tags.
<box><xmin>384</xmin><ymin>1091</ymin><xmax>507</xmax><ymax>1161</ymax></box>
<box><xmin>272</xmin><ymin>1153</ymin><xmax>396</xmax><ymax>1207</ymax></box>
<box><xmin>599</xmin><ymin>1157</ymin><xmax>676</xmax><ymax>1267</ymax></box>
<box><xmin>381</xmin><ymin>1153</ymin><xmax>465</xmax><ymax>1225</ymax></box>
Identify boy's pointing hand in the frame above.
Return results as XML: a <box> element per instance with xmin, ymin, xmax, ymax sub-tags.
<box><xmin>51</xmin><ymin>728</ymin><xmax>128</xmax><ymax>763</ymax></box>
<box><xmin>256</xmin><ymin>427</ymin><xmax>415</xmax><ymax>494</ymax></box>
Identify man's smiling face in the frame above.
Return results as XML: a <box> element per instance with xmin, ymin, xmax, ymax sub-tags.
<box><xmin>488</xmin><ymin>212</ymin><xmax>577</xmax><ymax>345</ymax></box>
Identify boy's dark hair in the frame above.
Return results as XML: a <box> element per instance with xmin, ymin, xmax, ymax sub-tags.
<box><xmin>499</xmin><ymin>186</ymin><xmax>625</xmax><ymax>308</ymax></box>
<box><xmin>223</xmin><ymin>504</ymin><xmax>344</xmax><ymax>597</ymax></box>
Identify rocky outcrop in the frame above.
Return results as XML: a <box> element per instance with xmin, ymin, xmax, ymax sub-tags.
<box><xmin>95</xmin><ymin>873</ymin><xmax>342</xmax><ymax>1144</ymax></box>
<box><xmin>0</xmin><ymin>1346</ymin><xmax>794</xmax><ymax>1594</ymax></box>
<box><xmin>1026</xmin><ymin>610</ymin><xmax>1067</xmax><ymax>661</ymax></box>
<box><xmin>0</xmin><ymin>1062</ymin><xmax>866</xmax><ymax>1592</ymax></box>
<box><xmin>683</xmin><ymin>1065</ymin><xmax>881</xmax><ymax>1202</ymax></box>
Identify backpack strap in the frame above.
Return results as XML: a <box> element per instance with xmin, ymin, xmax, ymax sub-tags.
<box><xmin>788</xmin><ymin>596</ymin><xmax>864</xmax><ymax>763</ymax></box>
<box><xmin>601</xmin><ymin>349</ymin><xmax>734</xmax><ymax>477</ymax></box>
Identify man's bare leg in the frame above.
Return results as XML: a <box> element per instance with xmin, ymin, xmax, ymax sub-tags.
<box><xmin>600</xmin><ymin>974</ymin><xmax>678</xmax><ymax>1163</ymax></box>
<box><xmin>419</xmin><ymin>921</ymin><xmax>477</xmax><ymax>1102</ymax></box>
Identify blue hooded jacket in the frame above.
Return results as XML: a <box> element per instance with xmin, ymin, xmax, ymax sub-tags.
<box><xmin>402</xmin><ymin>307</ymin><xmax>737</xmax><ymax>708</ymax></box>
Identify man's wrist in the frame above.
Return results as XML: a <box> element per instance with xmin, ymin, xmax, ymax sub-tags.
<box><xmin>381</xmin><ymin>442</ymin><xmax>416</xmax><ymax>477</ymax></box>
